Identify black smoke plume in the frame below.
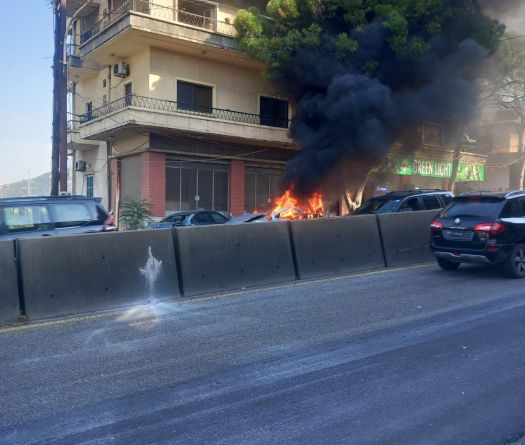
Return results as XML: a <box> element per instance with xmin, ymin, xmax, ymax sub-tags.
<box><xmin>281</xmin><ymin>7</ymin><xmax>500</xmax><ymax>197</ymax></box>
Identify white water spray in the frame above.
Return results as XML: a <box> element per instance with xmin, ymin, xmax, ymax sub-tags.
<box><xmin>139</xmin><ymin>246</ymin><xmax>163</xmax><ymax>304</ymax></box>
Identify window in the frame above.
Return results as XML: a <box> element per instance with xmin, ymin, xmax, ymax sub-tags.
<box><xmin>50</xmin><ymin>203</ymin><xmax>94</xmax><ymax>228</ymax></box>
<box><xmin>86</xmin><ymin>175</ymin><xmax>94</xmax><ymax>198</ymax></box>
<box><xmin>210</xmin><ymin>212</ymin><xmax>228</xmax><ymax>224</ymax></box>
<box><xmin>260</xmin><ymin>97</ymin><xmax>289</xmax><ymax>128</ymax></box>
<box><xmin>86</xmin><ymin>101</ymin><xmax>93</xmax><ymax>119</ymax></box>
<box><xmin>422</xmin><ymin>123</ymin><xmax>444</xmax><ymax>147</ymax></box>
<box><xmin>166</xmin><ymin>161</ymin><xmax>229</xmax><ymax>212</ymax></box>
<box><xmin>501</xmin><ymin>198</ymin><xmax>525</xmax><ymax>218</ymax></box>
<box><xmin>245</xmin><ymin>170</ymin><xmax>284</xmax><ymax>213</ymax></box>
<box><xmin>124</xmin><ymin>83</ymin><xmax>132</xmax><ymax>106</ymax></box>
<box><xmin>400</xmin><ymin>197</ymin><xmax>421</xmax><ymax>211</ymax></box>
<box><xmin>440</xmin><ymin>194</ymin><xmax>453</xmax><ymax>206</ymax></box>
<box><xmin>422</xmin><ymin>195</ymin><xmax>442</xmax><ymax>210</ymax></box>
<box><xmin>177</xmin><ymin>81</ymin><xmax>212</xmax><ymax>113</ymax></box>
<box><xmin>178</xmin><ymin>0</ymin><xmax>215</xmax><ymax>30</ymax></box>
<box><xmin>192</xmin><ymin>212</ymin><xmax>212</xmax><ymax>225</ymax></box>
<box><xmin>3</xmin><ymin>205</ymin><xmax>52</xmax><ymax>233</ymax></box>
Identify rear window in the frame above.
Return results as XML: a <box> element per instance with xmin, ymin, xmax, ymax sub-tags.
<box><xmin>356</xmin><ymin>198</ymin><xmax>401</xmax><ymax>214</ymax></box>
<box><xmin>2</xmin><ymin>205</ymin><xmax>52</xmax><ymax>233</ymax></box>
<box><xmin>440</xmin><ymin>197</ymin><xmax>504</xmax><ymax>219</ymax></box>
<box><xmin>50</xmin><ymin>203</ymin><xmax>95</xmax><ymax>228</ymax></box>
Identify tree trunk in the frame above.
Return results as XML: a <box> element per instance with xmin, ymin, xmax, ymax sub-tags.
<box><xmin>341</xmin><ymin>158</ymin><xmax>377</xmax><ymax>214</ymax></box>
<box><xmin>509</xmin><ymin>119</ymin><xmax>525</xmax><ymax>190</ymax></box>
<box><xmin>447</xmin><ymin>145</ymin><xmax>462</xmax><ymax>193</ymax></box>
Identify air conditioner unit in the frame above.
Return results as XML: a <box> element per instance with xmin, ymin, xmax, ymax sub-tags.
<box><xmin>75</xmin><ymin>160</ymin><xmax>87</xmax><ymax>172</ymax></box>
<box><xmin>113</xmin><ymin>62</ymin><xmax>130</xmax><ymax>78</ymax></box>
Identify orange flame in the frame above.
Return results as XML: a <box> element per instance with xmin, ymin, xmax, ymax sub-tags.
<box><xmin>270</xmin><ymin>188</ymin><xmax>324</xmax><ymax>220</ymax></box>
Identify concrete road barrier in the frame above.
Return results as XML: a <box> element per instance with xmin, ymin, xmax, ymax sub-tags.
<box><xmin>18</xmin><ymin>230</ymin><xmax>180</xmax><ymax>321</ymax></box>
<box><xmin>376</xmin><ymin>210</ymin><xmax>438</xmax><ymax>267</ymax></box>
<box><xmin>174</xmin><ymin>222</ymin><xmax>296</xmax><ymax>297</ymax></box>
<box><xmin>0</xmin><ymin>241</ymin><xmax>20</xmax><ymax>324</ymax></box>
<box><xmin>290</xmin><ymin>215</ymin><xmax>385</xmax><ymax>280</ymax></box>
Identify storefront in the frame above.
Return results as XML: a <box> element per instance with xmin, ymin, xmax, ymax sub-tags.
<box><xmin>366</xmin><ymin>155</ymin><xmax>486</xmax><ymax>199</ymax></box>
<box><xmin>165</xmin><ymin>159</ymin><xmax>230</xmax><ymax>213</ymax></box>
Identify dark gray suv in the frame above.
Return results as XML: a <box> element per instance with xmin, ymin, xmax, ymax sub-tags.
<box><xmin>0</xmin><ymin>196</ymin><xmax>116</xmax><ymax>240</ymax></box>
<box><xmin>356</xmin><ymin>189</ymin><xmax>454</xmax><ymax>214</ymax></box>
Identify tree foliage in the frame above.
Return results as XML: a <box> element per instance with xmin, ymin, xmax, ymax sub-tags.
<box><xmin>235</xmin><ymin>0</ymin><xmax>503</xmax><ymax>88</ymax></box>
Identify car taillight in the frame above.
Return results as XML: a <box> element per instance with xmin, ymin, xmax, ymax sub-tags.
<box><xmin>430</xmin><ymin>221</ymin><xmax>443</xmax><ymax>230</ymax></box>
<box><xmin>104</xmin><ymin>214</ymin><xmax>116</xmax><ymax>230</ymax></box>
<box><xmin>474</xmin><ymin>222</ymin><xmax>505</xmax><ymax>235</ymax></box>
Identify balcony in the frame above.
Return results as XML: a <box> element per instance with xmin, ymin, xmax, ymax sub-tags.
<box><xmin>78</xmin><ymin>0</ymin><xmax>246</xmax><ymax>64</ymax></box>
<box><xmin>78</xmin><ymin>95</ymin><xmax>293</xmax><ymax>147</ymax></box>
<box><xmin>67</xmin><ymin>120</ymin><xmax>99</xmax><ymax>150</ymax></box>
<box><xmin>67</xmin><ymin>43</ymin><xmax>105</xmax><ymax>80</ymax></box>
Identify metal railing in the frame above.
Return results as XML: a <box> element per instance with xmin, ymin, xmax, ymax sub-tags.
<box><xmin>67</xmin><ymin>120</ymin><xmax>80</xmax><ymax>132</ymax></box>
<box><xmin>66</xmin><ymin>43</ymin><xmax>80</xmax><ymax>57</ymax></box>
<box><xmin>80</xmin><ymin>0</ymin><xmax>236</xmax><ymax>44</ymax></box>
<box><xmin>79</xmin><ymin>95</ymin><xmax>290</xmax><ymax>129</ymax></box>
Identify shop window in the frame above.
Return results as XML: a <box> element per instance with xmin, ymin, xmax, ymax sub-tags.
<box><xmin>177</xmin><ymin>81</ymin><xmax>213</xmax><ymax>113</ymax></box>
<box><xmin>245</xmin><ymin>170</ymin><xmax>283</xmax><ymax>213</ymax></box>
<box><xmin>260</xmin><ymin>97</ymin><xmax>289</xmax><ymax>128</ymax></box>
<box><xmin>166</xmin><ymin>161</ymin><xmax>228</xmax><ymax>213</ymax></box>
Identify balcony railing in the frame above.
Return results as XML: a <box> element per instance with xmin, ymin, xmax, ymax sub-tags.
<box><xmin>67</xmin><ymin>120</ymin><xmax>80</xmax><ymax>132</ymax></box>
<box><xmin>66</xmin><ymin>43</ymin><xmax>80</xmax><ymax>57</ymax></box>
<box><xmin>80</xmin><ymin>0</ymin><xmax>236</xmax><ymax>44</ymax></box>
<box><xmin>79</xmin><ymin>95</ymin><xmax>290</xmax><ymax>129</ymax></box>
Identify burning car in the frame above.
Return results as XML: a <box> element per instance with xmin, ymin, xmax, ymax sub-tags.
<box><xmin>268</xmin><ymin>189</ymin><xmax>325</xmax><ymax>220</ymax></box>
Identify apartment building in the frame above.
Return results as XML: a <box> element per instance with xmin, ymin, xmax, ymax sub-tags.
<box><xmin>66</xmin><ymin>0</ymin><xmax>295</xmax><ymax>217</ymax></box>
<box><xmin>481</xmin><ymin>109</ymin><xmax>525</xmax><ymax>191</ymax></box>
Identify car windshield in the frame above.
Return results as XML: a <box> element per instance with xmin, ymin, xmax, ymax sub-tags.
<box><xmin>440</xmin><ymin>197</ymin><xmax>504</xmax><ymax>219</ymax></box>
<box><xmin>356</xmin><ymin>198</ymin><xmax>402</xmax><ymax>214</ymax></box>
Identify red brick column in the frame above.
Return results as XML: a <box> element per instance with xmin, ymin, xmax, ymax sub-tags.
<box><xmin>141</xmin><ymin>151</ymin><xmax>166</xmax><ymax>217</ymax></box>
<box><xmin>110</xmin><ymin>158</ymin><xmax>119</xmax><ymax>213</ymax></box>
<box><xmin>229</xmin><ymin>160</ymin><xmax>245</xmax><ymax>216</ymax></box>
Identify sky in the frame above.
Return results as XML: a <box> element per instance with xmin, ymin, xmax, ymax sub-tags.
<box><xmin>0</xmin><ymin>1</ymin><xmax>54</xmax><ymax>186</ymax></box>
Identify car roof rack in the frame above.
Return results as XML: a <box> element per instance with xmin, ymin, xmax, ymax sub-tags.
<box><xmin>386</xmin><ymin>188</ymin><xmax>448</xmax><ymax>195</ymax></box>
<box><xmin>505</xmin><ymin>190</ymin><xmax>525</xmax><ymax>198</ymax></box>
<box><xmin>458</xmin><ymin>190</ymin><xmax>497</xmax><ymax>196</ymax></box>
<box><xmin>0</xmin><ymin>195</ymin><xmax>92</xmax><ymax>202</ymax></box>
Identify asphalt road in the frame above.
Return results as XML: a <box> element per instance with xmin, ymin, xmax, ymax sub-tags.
<box><xmin>1</xmin><ymin>263</ymin><xmax>525</xmax><ymax>444</ymax></box>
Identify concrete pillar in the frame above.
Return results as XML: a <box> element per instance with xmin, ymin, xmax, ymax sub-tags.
<box><xmin>229</xmin><ymin>159</ymin><xmax>245</xmax><ymax>216</ymax></box>
<box><xmin>141</xmin><ymin>151</ymin><xmax>166</xmax><ymax>217</ymax></box>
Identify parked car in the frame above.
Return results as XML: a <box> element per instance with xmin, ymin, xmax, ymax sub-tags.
<box><xmin>430</xmin><ymin>190</ymin><xmax>525</xmax><ymax>278</ymax></box>
<box><xmin>148</xmin><ymin>210</ymin><xmax>229</xmax><ymax>228</ymax></box>
<box><xmin>355</xmin><ymin>189</ymin><xmax>454</xmax><ymax>214</ymax></box>
<box><xmin>225</xmin><ymin>213</ymin><xmax>267</xmax><ymax>224</ymax></box>
<box><xmin>0</xmin><ymin>195</ymin><xmax>116</xmax><ymax>240</ymax></box>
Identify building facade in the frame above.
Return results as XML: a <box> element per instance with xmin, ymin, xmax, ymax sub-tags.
<box><xmin>66</xmin><ymin>0</ymin><xmax>492</xmax><ymax>218</ymax></box>
<box><xmin>67</xmin><ymin>0</ymin><xmax>294</xmax><ymax>217</ymax></box>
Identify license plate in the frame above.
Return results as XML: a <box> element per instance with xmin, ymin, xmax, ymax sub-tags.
<box><xmin>443</xmin><ymin>230</ymin><xmax>473</xmax><ymax>241</ymax></box>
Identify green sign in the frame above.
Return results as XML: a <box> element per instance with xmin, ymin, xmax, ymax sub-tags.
<box><xmin>393</xmin><ymin>157</ymin><xmax>485</xmax><ymax>182</ymax></box>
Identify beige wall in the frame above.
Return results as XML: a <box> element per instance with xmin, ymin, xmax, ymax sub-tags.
<box><xmin>149</xmin><ymin>47</ymin><xmax>284</xmax><ymax>115</ymax></box>
<box><xmin>119</xmin><ymin>47</ymin><xmax>151</xmax><ymax>98</ymax></box>
<box><xmin>73</xmin><ymin>143</ymin><xmax>109</xmax><ymax>205</ymax></box>
<box><xmin>112</xmin><ymin>134</ymin><xmax>150</xmax><ymax>156</ymax></box>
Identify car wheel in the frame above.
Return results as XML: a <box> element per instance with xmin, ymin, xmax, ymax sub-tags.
<box><xmin>504</xmin><ymin>243</ymin><xmax>525</xmax><ymax>278</ymax></box>
<box><xmin>437</xmin><ymin>257</ymin><xmax>460</xmax><ymax>271</ymax></box>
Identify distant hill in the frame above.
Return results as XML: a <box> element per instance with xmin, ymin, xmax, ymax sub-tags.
<box><xmin>0</xmin><ymin>172</ymin><xmax>51</xmax><ymax>198</ymax></box>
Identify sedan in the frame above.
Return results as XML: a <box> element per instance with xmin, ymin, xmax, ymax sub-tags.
<box><xmin>148</xmin><ymin>211</ymin><xmax>229</xmax><ymax>228</ymax></box>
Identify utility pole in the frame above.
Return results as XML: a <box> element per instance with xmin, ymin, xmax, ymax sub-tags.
<box><xmin>51</xmin><ymin>0</ymin><xmax>67</xmax><ymax>195</ymax></box>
